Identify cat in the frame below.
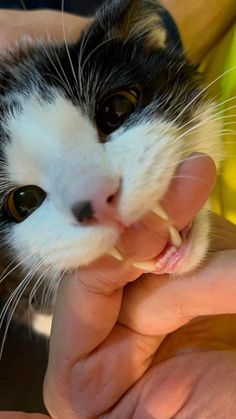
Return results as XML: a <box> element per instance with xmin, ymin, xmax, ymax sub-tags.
<box><xmin>0</xmin><ymin>0</ymin><xmax>222</xmax><ymax>334</ymax></box>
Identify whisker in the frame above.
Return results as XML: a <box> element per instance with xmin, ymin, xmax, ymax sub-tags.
<box><xmin>41</xmin><ymin>44</ymin><xmax>74</xmax><ymax>96</ymax></box>
<box><xmin>61</xmin><ymin>0</ymin><xmax>78</xmax><ymax>87</ymax></box>
<box><xmin>0</xmin><ymin>251</ymin><xmax>35</xmax><ymax>286</ymax></box>
<box><xmin>20</xmin><ymin>0</ymin><xmax>27</xmax><ymax>10</ymax></box>
<box><xmin>170</xmin><ymin>174</ymin><xmax>215</xmax><ymax>186</ymax></box>
<box><xmin>0</xmin><ymin>258</ymin><xmax>45</xmax><ymax>358</ymax></box>
<box><xmin>42</xmin><ymin>268</ymin><xmax>64</xmax><ymax>314</ymax></box>
<box><xmin>171</xmin><ymin>65</ymin><xmax>236</xmax><ymax>124</ymax></box>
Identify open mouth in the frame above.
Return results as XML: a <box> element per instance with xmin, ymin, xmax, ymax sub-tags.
<box><xmin>128</xmin><ymin>221</ymin><xmax>193</xmax><ymax>274</ymax></box>
<box><xmin>108</xmin><ymin>203</ymin><xmax>194</xmax><ymax>275</ymax></box>
<box><xmin>152</xmin><ymin>222</ymin><xmax>193</xmax><ymax>274</ymax></box>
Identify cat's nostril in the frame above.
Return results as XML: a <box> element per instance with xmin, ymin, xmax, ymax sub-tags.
<box><xmin>72</xmin><ymin>201</ymin><xmax>94</xmax><ymax>224</ymax></box>
<box><xmin>71</xmin><ymin>178</ymin><xmax>121</xmax><ymax>225</ymax></box>
<box><xmin>107</xmin><ymin>194</ymin><xmax>115</xmax><ymax>203</ymax></box>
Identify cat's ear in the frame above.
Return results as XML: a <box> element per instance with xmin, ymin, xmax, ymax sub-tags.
<box><xmin>93</xmin><ymin>0</ymin><xmax>183</xmax><ymax>53</ymax></box>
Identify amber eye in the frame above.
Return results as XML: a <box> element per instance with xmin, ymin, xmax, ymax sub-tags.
<box><xmin>4</xmin><ymin>185</ymin><xmax>46</xmax><ymax>222</ymax></box>
<box><xmin>96</xmin><ymin>90</ymin><xmax>138</xmax><ymax>137</ymax></box>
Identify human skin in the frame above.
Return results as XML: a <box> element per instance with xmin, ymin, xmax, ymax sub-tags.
<box><xmin>0</xmin><ymin>3</ymin><xmax>235</xmax><ymax>419</ymax></box>
<box><xmin>44</xmin><ymin>159</ymin><xmax>236</xmax><ymax>418</ymax></box>
<box><xmin>0</xmin><ymin>0</ymin><xmax>235</xmax><ymax>61</ymax></box>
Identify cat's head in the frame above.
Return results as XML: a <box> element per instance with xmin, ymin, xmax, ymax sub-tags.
<box><xmin>0</xmin><ymin>0</ymin><xmax>221</xmax><ymax>283</ymax></box>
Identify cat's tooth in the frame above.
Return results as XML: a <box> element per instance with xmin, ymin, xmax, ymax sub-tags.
<box><xmin>153</xmin><ymin>203</ymin><xmax>169</xmax><ymax>221</ymax></box>
<box><xmin>108</xmin><ymin>247</ymin><xmax>123</xmax><ymax>261</ymax></box>
<box><xmin>132</xmin><ymin>260</ymin><xmax>156</xmax><ymax>271</ymax></box>
<box><xmin>168</xmin><ymin>225</ymin><xmax>182</xmax><ymax>248</ymax></box>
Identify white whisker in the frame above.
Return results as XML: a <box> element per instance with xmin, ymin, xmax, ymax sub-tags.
<box><xmin>61</xmin><ymin>0</ymin><xmax>78</xmax><ymax>87</ymax></box>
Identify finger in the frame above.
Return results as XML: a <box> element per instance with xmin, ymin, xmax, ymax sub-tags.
<box><xmin>0</xmin><ymin>10</ymin><xmax>90</xmax><ymax>51</ymax></box>
<box><xmin>119</xmin><ymin>212</ymin><xmax>236</xmax><ymax>335</ymax></box>
<box><xmin>44</xmin><ymin>273</ymin><xmax>122</xmax><ymax>416</ymax></box>
<box><xmin>47</xmin><ymin>324</ymin><xmax>161</xmax><ymax>418</ymax></box>
<box><xmin>161</xmin><ymin>153</ymin><xmax>216</xmax><ymax>229</ymax></box>
<box><xmin>44</xmin><ymin>272</ymin><xmax>162</xmax><ymax>417</ymax></box>
<box><xmin>117</xmin><ymin>153</ymin><xmax>216</xmax><ymax>261</ymax></box>
<box><xmin>102</xmin><ymin>348</ymin><xmax>236</xmax><ymax>419</ymax></box>
<box><xmin>120</xmin><ymin>249</ymin><xmax>236</xmax><ymax>336</ymax></box>
<box><xmin>0</xmin><ymin>413</ymin><xmax>50</xmax><ymax>419</ymax></box>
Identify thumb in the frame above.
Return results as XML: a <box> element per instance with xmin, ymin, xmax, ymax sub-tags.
<box><xmin>120</xmin><ymin>215</ymin><xmax>236</xmax><ymax>335</ymax></box>
<box><xmin>44</xmin><ymin>274</ymin><xmax>122</xmax><ymax>417</ymax></box>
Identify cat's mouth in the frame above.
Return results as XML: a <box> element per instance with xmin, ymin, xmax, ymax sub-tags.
<box><xmin>125</xmin><ymin>219</ymin><xmax>194</xmax><ymax>275</ymax></box>
<box><xmin>151</xmin><ymin>221</ymin><xmax>193</xmax><ymax>274</ymax></box>
<box><xmin>108</xmin><ymin>202</ymin><xmax>195</xmax><ymax>275</ymax></box>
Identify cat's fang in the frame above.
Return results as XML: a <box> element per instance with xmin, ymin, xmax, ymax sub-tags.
<box><xmin>132</xmin><ymin>260</ymin><xmax>156</xmax><ymax>271</ymax></box>
<box><xmin>168</xmin><ymin>225</ymin><xmax>182</xmax><ymax>248</ymax></box>
<box><xmin>108</xmin><ymin>247</ymin><xmax>123</xmax><ymax>261</ymax></box>
<box><xmin>153</xmin><ymin>203</ymin><xmax>169</xmax><ymax>221</ymax></box>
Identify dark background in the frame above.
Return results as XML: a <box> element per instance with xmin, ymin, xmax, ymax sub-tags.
<box><xmin>0</xmin><ymin>0</ymin><xmax>104</xmax><ymax>16</ymax></box>
<box><xmin>0</xmin><ymin>1</ymin><xmax>105</xmax><ymax>414</ymax></box>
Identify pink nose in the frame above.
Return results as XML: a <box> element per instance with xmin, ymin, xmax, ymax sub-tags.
<box><xmin>71</xmin><ymin>178</ymin><xmax>121</xmax><ymax>226</ymax></box>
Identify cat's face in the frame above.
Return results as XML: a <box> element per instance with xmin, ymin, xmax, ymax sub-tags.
<box><xmin>0</xmin><ymin>0</ymin><xmax>221</xmax><ymax>285</ymax></box>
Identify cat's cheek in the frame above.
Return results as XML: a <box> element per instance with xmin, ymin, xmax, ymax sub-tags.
<box><xmin>106</xmin><ymin>120</ymin><xmax>181</xmax><ymax>224</ymax></box>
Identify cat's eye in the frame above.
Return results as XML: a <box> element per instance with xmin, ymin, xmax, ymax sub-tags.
<box><xmin>96</xmin><ymin>89</ymin><xmax>138</xmax><ymax>137</ymax></box>
<box><xmin>4</xmin><ymin>185</ymin><xmax>46</xmax><ymax>222</ymax></box>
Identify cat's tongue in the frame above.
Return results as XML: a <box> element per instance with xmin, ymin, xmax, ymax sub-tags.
<box><xmin>118</xmin><ymin>153</ymin><xmax>217</xmax><ymax>263</ymax></box>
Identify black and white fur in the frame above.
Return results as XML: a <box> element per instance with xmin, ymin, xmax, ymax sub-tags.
<box><xmin>0</xmin><ymin>0</ymin><xmax>222</xmax><ymax>330</ymax></box>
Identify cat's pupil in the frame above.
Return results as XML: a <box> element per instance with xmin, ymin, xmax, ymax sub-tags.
<box><xmin>97</xmin><ymin>90</ymin><xmax>138</xmax><ymax>137</ymax></box>
<box><xmin>4</xmin><ymin>185</ymin><xmax>46</xmax><ymax>222</ymax></box>
<box><xmin>104</xmin><ymin>95</ymin><xmax>132</xmax><ymax>126</ymax></box>
<box><xmin>14</xmin><ymin>187</ymin><xmax>42</xmax><ymax>217</ymax></box>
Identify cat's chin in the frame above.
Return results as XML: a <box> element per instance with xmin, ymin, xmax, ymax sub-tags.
<box><xmin>152</xmin><ymin>209</ymin><xmax>211</xmax><ymax>276</ymax></box>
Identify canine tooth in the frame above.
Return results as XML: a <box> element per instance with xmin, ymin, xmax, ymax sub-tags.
<box><xmin>153</xmin><ymin>203</ymin><xmax>169</xmax><ymax>221</ymax></box>
<box><xmin>168</xmin><ymin>225</ymin><xmax>182</xmax><ymax>248</ymax></box>
<box><xmin>132</xmin><ymin>260</ymin><xmax>156</xmax><ymax>271</ymax></box>
<box><xmin>108</xmin><ymin>247</ymin><xmax>123</xmax><ymax>261</ymax></box>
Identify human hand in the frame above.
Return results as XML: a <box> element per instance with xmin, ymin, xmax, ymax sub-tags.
<box><xmin>43</xmin><ymin>153</ymin><xmax>236</xmax><ymax>418</ymax></box>
<box><xmin>44</xmin><ymin>211</ymin><xmax>236</xmax><ymax>418</ymax></box>
<box><xmin>96</xmin><ymin>313</ymin><xmax>236</xmax><ymax>418</ymax></box>
<box><xmin>0</xmin><ymin>9</ymin><xmax>89</xmax><ymax>51</ymax></box>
